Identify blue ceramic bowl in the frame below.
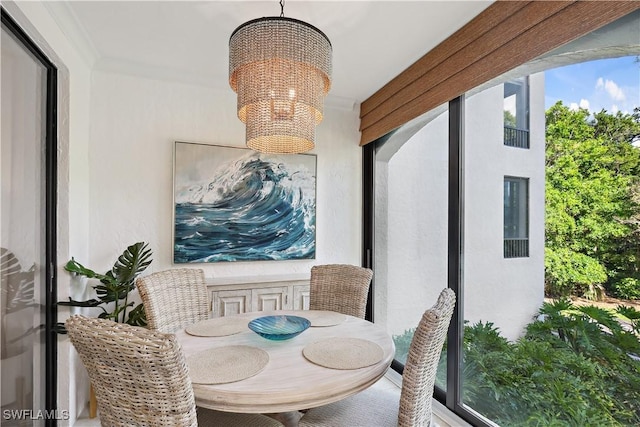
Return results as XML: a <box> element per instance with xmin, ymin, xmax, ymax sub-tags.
<box><xmin>248</xmin><ymin>315</ymin><xmax>311</xmax><ymax>341</ymax></box>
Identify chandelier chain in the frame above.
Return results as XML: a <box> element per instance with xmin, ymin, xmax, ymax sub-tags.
<box><xmin>280</xmin><ymin>0</ymin><xmax>285</xmax><ymax>17</ymax></box>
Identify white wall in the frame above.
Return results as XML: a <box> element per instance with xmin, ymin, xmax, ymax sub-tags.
<box><xmin>87</xmin><ymin>71</ymin><xmax>362</xmax><ymax>277</ymax></box>
<box><xmin>374</xmin><ymin>110</ymin><xmax>450</xmax><ymax>338</ymax></box>
<box><xmin>4</xmin><ymin>3</ymin><xmax>362</xmax><ymax>424</ymax></box>
<box><xmin>82</xmin><ymin>69</ymin><xmax>360</xmax><ymax>421</ymax></box>
<box><xmin>464</xmin><ymin>74</ymin><xmax>545</xmax><ymax>340</ymax></box>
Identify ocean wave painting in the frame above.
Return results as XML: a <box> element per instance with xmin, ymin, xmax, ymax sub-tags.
<box><xmin>173</xmin><ymin>142</ymin><xmax>316</xmax><ymax>263</ymax></box>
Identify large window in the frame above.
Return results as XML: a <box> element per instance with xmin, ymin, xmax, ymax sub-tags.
<box><xmin>503</xmin><ymin>176</ymin><xmax>529</xmax><ymax>258</ymax></box>
<box><xmin>503</xmin><ymin>77</ymin><xmax>530</xmax><ymax>148</ymax></box>
<box><xmin>369</xmin><ymin>74</ymin><xmax>545</xmax><ymax>424</ymax></box>
<box><xmin>363</xmin><ymin>10</ymin><xmax>638</xmax><ymax>426</ymax></box>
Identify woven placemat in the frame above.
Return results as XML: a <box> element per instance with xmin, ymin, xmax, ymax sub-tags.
<box><xmin>187</xmin><ymin>345</ymin><xmax>268</xmax><ymax>384</ymax></box>
<box><xmin>303</xmin><ymin>310</ymin><xmax>347</xmax><ymax>327</ymax></box>
<box><xmin>185</xmin><ymin>317</ymin><xmax>248</xmax><ymax>337</ymax></box>
<box><xmin>303</xmin><ymin>337</ymin><xmax>383</xmax><ymax>370</ymax></box>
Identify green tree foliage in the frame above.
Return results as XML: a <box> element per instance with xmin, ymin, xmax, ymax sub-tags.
<box><xmin>504</xmin><ymin>110</ymin><xmax>517</xmax><ymax>128</ymax></box>
<box><xmin>544</xmin><ymin>247</ymin><xmax>607</xmax><ymax>297</ymax></box>
<box><xmin>424</xmin><ymin>300</ymin><xmax>640</xmax><ymax>426</ymax></box>
<box><xmin>545</xmin><ymin>103</ymin><xmax>640</xmax><ymax>298</ymax></box>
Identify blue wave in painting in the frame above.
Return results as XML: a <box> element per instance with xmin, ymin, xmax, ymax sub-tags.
<box><xmin>174</xmin><ymin>154</ymin><xmax>315</xmax><ymax>263</ymax></box>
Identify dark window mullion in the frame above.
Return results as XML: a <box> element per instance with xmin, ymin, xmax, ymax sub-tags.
<box><xmin>45</xmin><ymin>64</ymin><xmax>58</xmax><ymax>422</ymax></box>
<box><xmin>446</xmin><ymin>95</ymin><xmax>464</xmax><ymax>409</ymax></box>
<box><xmin>448</xmin><ymin>95</ymin><xmax>494</xmax><ymax>427</ymax></box>
<box><xmin>363</xmin><ymin>143</ymin><xmax>375</xmax><ymax>321</ymax></box>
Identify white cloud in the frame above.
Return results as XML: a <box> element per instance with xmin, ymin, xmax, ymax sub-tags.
<box><xmin>611</xmin><ymin>105</ymin><xmax>619</xmax><ymax>114</ymax></box>
<box><xmin>596</xmin><ymin>77</ymin><xmax>626</xmax><ymax>101</ymax></box>
<box><xmin>569</xmin><ymin>99</ymin><xmax>590</xmax><ymax>111</ymax></box>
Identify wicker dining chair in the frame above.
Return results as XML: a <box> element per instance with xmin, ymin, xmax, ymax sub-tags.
<box><xmin>300</xmin><ymin>288</ymin><xmax>456</xmax><ymax>427</ymax></box>
<box><xmin>66</xmin><ymin>315</ymin><xmax>282</xmax><ymax>427</ymax></box>
<box><xmin>136</xmin><ymin>268</ymin><xmax>209</xmax><ymax>333</ymax></box>
<box><xmin>309</xmin><ymin>264</ymin><xmax>373</xmax><ymax>319</ymax></box>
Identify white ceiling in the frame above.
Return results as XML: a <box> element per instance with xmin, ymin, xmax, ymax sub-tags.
<box><xmin>46</xmin><ymin>1</ymin><xmax>493</xmax><ymax>109</ymax></box>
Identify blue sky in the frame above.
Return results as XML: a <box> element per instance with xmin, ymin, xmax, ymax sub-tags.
<box><xmin>544</xmin><ymin>55</ymin><xmax>640</xmax><ymax>115</ymax></box>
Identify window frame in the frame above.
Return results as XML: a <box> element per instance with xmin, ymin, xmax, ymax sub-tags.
<box><xmin>503</xmin><ymin>176</ymin><xmax>530</xmax><ymax>258</ymax></box>
<box><xmin>503</xmin><ymin>76</ymin><xmax>530</xmax><ymax>149</ymax></box>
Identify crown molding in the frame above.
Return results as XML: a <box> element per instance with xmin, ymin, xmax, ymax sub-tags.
<box><xmin>43</xmin><ymin>1</ymin><xmax>99</xmax><ymax>67</ymax></box>
<box><xmin>325</xmin><ymin>95</ymin><xmax>358</xmax><ymax>112</ymax></box>
<box><xmin>94</xmin><ymin>56</ymin><xmax>359</xmax><ymax>111</ymax></box>
<box><xmin>95</xmin><ymin>56</ymin><xmax>226</xmax><ymax>89</ymax></box>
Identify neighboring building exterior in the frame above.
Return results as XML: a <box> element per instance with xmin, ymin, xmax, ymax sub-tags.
<box><xmin>374</xmin><ymin>73</ymin><xmax>545</xmax><ymax>342</ymax></box>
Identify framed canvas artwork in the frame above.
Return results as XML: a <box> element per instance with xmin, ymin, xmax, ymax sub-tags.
<box><xmin>173</xmin><ymin>142</ymin><xmax>317</xmax><ymax>263</ymax></box>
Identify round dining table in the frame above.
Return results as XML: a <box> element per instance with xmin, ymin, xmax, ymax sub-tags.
<box><xmin>175</xmin><ymin>309</ymin><xmax>395</xmax><ymax>426</ymax></box>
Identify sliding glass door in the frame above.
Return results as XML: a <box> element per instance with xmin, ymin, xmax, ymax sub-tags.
<box><xmin>1</xmin><ymin>9</ymin><xmax>57</xmax><ymax>424</ymax></box>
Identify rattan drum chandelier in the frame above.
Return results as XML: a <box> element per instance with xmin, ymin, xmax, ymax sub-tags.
<box><xmin>229</xmin><ymin>1</ymin><xmax>332</xmax><ymax>154</ymax></box>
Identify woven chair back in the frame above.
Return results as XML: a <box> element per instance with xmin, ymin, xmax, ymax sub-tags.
<box><xmin>66</xmin><ymin>315</ymin><xmax>198</xmax><ymax>426</ymax></box>
<box><xmin>398</xmin><ymin>288</ymin><xmax>456</xmax><ymax>427</ymax></box>
<box><xmin>309</xmin><ymin>264</ymin><xmax>373</xmax><ymax>318</ymax></box>
<box><xmin>136</xmin><ymin>268</ymin><xmax>208</xmax><ymax>333</ymax></box>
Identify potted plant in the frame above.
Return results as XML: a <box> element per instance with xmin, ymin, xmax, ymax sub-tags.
<box><xmin>56</xmin><ymin>241</ymin><xmax>152</xmax><ymax>332</ymax></box>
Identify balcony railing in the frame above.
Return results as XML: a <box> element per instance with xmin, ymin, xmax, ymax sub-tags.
<box><xmin>504</xmin><ymin>238</ymin><xmax>529</xmax><ymax>258</ymax></box>
<box><xmin>504</xmin><ymin>126</ymin><xmax>530</xmax><ymax>149</ymax></box>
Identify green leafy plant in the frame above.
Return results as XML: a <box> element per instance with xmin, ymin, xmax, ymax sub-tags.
<box><xmin>392</xmin><ymin>327</ymin><xmax>416</xmax><ymax>364</ymax></box>
<box><xmin>616</xmin><ymin>305</ymin><xmax>640</xmax><ymax>334</ymax></box>
<box><xmin>456</xmin><ymin>299</ymin><xmax>640</xmax><ymax>426</ymax></box>
<box><xmin>56</xmin><ymin>242</ymin><xmax>152</xmax><ymax>333</ymax></box>
<box><xmin>610</xmin><ymin>277</ymin><xmax>640</xmax><ymax>300</ymax></box>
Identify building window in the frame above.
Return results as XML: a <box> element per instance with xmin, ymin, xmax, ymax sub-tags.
<box><xmin>504</xmin><ymin>176</ymin><xmax>529</xmax><ymax>257</ymax></box>
<box><xmin>503</xmin><ymin>76</ymin><xmax>530</xmax><ymax>148</ymax></box>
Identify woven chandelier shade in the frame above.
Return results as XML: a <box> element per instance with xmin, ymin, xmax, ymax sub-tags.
<box><xmin>229</xmin><ymin>17</ymin><xmax>332</xmax><ymax>154</ymax></box>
